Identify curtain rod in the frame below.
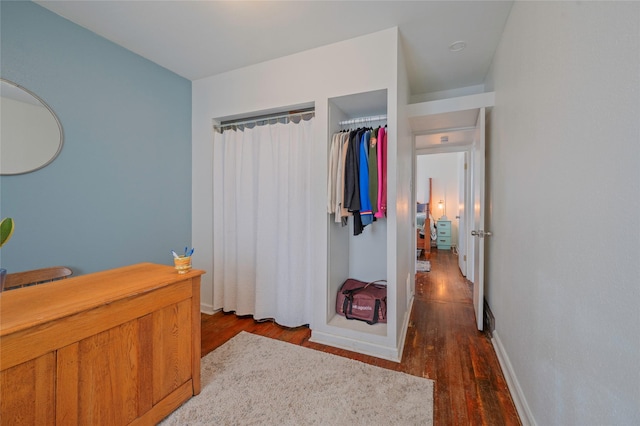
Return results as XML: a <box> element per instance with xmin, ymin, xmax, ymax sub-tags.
<box><xmin>213</xmin><ymin>109</ymin><xmax>315</xmax><ymax>132</ymax></box>
<box><xmin>338</xmin><ymin>114</ymin><xmax>387</xmax><ymax>127</ymax></box>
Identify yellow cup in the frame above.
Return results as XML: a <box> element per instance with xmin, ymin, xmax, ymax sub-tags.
<box><xmin>174</xmin><ymin>256</ymin><xmax>192</xmax><ymax>274</ymax></box>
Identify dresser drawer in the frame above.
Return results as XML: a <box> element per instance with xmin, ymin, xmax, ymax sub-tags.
<box><xmin>437</xmin><ymin>220</ymin><xmax>451</xmax><ymax>231</ymax></box>
<box><xmin>437</xmin><ymin>236</ymin><xmax>451</xmax><ymax>247</ymax></box>
<box><xmin>437</xmin><ymin>229</ymin><xmax>451</xmax><ymax>238</ymax></box>
<box><xmin>437</xmin><ymin>220</ymin><xmax>451</xmax><ymax>235</ymax></box>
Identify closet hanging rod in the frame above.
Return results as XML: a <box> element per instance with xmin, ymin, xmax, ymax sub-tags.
<box><xmin>213</xmin><ymin>109</ymin><xmax>315</xmax><ymax>132</ymax></box>
<box><xmin>338</xmin><ymin>114</ymin><xmax>387</xmax><ymax>127</ymax></box>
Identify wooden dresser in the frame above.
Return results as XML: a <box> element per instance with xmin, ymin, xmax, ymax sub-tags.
<box><xmin>0</xmin><ymin>263</ymin><xmax>204</xmax><ymax>425</ymax></box>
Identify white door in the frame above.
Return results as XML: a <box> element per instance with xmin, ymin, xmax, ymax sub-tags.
<box><xmin>471</xmin><ymin>107</ymin><xmax>487</xmax><ymax>330</ymax></box>
<box><xmin>457</xmin><ymin>152</ymin><xmax>467</xmax><ymax>276</ymax></box>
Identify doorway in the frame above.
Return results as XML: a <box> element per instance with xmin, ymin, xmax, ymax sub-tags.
<box><xmin>416</xmin><ymin>150</ymin><xmax>470</xmax><ymax>278</ymax></box>
<box><xmin>408</xmin><ymin>94</ymin><xmax>492</xmax><ymax>331</ymax></box>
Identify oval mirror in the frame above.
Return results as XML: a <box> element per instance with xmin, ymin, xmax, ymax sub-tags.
<box><xmin>1</xmin><ymin>78</ymin><xmax>64</xmax><ymax>175</ymax></box>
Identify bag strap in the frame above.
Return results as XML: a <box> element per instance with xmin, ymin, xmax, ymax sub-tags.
<box><xmin>367</xmin><ymin>299</ymin><xmax>380</xmax><ymax>325</ymax></box>
<box><xmin>342</xmin><ymin>279</ymin><xmax>387</xmax><ymax>296</ymax></box>
<box><xmin>364</xmin><ymin>279</ymin><xmax>387</xmax><ymax>288</ymax></box>
<box><xmin>343</xmin><ymin>296</ymin><xmax>352</xmax><ymax>317</ymax></box>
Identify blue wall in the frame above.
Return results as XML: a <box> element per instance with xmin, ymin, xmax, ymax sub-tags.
<box><xmin>0</xmin><ymin>1</ymin><xmax>192</xmax><ymax>275</ymax></box>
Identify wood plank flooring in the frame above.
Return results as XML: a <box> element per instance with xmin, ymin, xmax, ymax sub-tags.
<box><xmin>200</xmin><ymin>249</ymin><xmax>521</xmax><ymax>425</ymax></box>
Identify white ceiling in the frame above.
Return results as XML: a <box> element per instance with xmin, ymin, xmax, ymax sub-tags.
<box><xmin>35</xmin><ymin>0</ymin><xmax>513</xmax><ymax>98</ymax></box>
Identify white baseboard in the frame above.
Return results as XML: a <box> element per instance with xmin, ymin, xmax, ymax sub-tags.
<box><xmin>396</xmin><ymin>295</ymin><xmax>414</xmax><ymax>362</ymax></box>
<box><xmin>491</xmin><ymin>331</ymin><xmax>536</xmax><ymax>426</ymax></box>
<box><xmin>200</xmin><ymin>303</ymin><xmax>217</xmax><ymax>315</ymax></box>
<box><xmin>309</xmin><ymin>330</ymin><xmax>401</xmax><ymax>362</ymax></box>
<box><xmin>310</xmin><ymin>297</ymin><xmax>414</xmax><ymax>363</ymax></box>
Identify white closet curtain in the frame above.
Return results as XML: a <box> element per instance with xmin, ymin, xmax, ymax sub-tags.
<box><xmin>212</xmin><ymin>117</ymin><xmax>313</xmax><ymax>327</ymax></box>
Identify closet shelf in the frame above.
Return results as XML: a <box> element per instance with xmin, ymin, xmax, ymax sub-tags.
<box><xmin>328</xmin><ymin>314</ymin><xmax>387</xmax><ymax>337</ymax></box>
<box><xmin>338</xmin><ymin>114</ymin><xmax>387</xmax><ymax>127</ymax></box>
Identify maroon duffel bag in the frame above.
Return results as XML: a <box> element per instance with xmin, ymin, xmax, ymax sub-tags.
<box><xmin>335</xmin><ymin>279</ymin><xmax>387</xmax><ymax>324</ymax></box>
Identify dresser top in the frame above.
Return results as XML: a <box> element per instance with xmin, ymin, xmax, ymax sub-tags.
<box><xmin>0</xmin><ymin>263</ymin><xmax>204</xmax><ymax>336</ymax></box>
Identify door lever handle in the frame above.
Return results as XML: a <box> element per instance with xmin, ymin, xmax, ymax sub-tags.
<box><xmin>471</xmin><ymin>230</ymin><xmax>492</xmax><ymax>238</ymax></box>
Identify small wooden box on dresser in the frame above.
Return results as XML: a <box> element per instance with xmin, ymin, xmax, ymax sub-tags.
<box><xmin>436</xmin><ymin>219</ymin><xmax>452</xmax><ymax>250</ymax></box>
<box><xmin>0</xmin><ymin>263</ymin><xmax>204</xmax><ymax>425</ymax></box>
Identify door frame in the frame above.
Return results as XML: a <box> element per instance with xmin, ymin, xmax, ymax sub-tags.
<box><xmin>414</xmin><ymin>144</ymin><xmax>474</xmax><ymax>281</ymax></box>
<box><xmin>458</xmin><ymin>151</ymin><xmax>469</xmax><ymax>277</ymax></box>
<box><xmin>408</xmin><ymin>93</ymin><xmax>494</xmax><ymax>331</ymax></box>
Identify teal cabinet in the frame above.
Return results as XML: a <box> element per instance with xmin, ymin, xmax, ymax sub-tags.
<box><xmin>437</xmin><ymin>220</ymin><xmax>451</xmax><ymax>250</ymax></box>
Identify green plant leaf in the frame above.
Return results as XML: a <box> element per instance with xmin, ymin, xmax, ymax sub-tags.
<box><xmin>0</xmin><ymin>217</ymin><xmax>15</xmax><ymax>248</ymax></box>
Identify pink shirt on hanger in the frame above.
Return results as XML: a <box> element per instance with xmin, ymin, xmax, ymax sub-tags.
<box><xmin>375</xmin><ymin>127</ymin><xmax>387</xmax><ymax>218</ymax></box>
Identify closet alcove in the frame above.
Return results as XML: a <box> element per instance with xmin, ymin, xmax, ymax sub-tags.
<box><xmin>312</xmin><ymin>88</ymin><xmax>398</xmax><ymax>359</ymax></box>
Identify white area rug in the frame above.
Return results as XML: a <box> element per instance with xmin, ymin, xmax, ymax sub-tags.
<box><xmin>417</xmin><ymin>260</ymin><xmax>431</xmax><ymax>272</ymax></box>
<box><xmin>162</xmin><ymin>331</ymin><xmax>434</xmax><ymax>425</ymax></box>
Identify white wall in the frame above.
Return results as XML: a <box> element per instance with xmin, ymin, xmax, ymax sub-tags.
<box><xmin>395</xmin><ymin>32</ymin><xmax>412</xmax><ymax>348</ymax></box>
<box><xmin>485</xmin><ymin>2</ymin><xmax>640</xmax><ymax>424</ymax></box>
<box><xmin>193</xmin><ymin>28</ymin><xmax>411</xmax><ymax>358</ymax></box>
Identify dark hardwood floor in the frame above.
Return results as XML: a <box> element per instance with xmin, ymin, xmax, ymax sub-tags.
<box><xmin>200</xmin><ymin>249</ymin><xmax>521</xmax><ymax>425</ymax></box>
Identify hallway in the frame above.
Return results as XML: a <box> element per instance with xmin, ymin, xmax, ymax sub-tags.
<box><xmin>411</xmin><ymin>249</ymin><xmax>520</xmax><ymax>424</ymax></box>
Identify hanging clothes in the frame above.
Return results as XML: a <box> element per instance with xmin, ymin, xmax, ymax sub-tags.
<box><xmin>327</xmin><ymin>132</ymin><xmax>341</xmax><ymax>214</ymax></box>
<box><xmin>335</xmin><ymin>132</ymin><xmax>350</xmax><ymax>225</ymax></box>
<box><xmin>368</xmin><ymin>128</ymin><xmax>379</xmax><ymax>217</ymax></box>
<box><xmin>359</xmin><ymin>130</ymin><xmax>374</xmax><ymax>226</ymax></box>
<box><xmin>348</xmin><ymin>129</ymin><xmax>367</xmax><ymax>235</ymax></box>
<box><xmin>343</xmin><ymin>129</ymin><xmax>361</xmax><ymax>213</ymax></box>
<box><xmin>375</xmin><ymin>126</ymin><xmax>387</xmax><ymax>218</ymax></box>
<box><xmin>327</xmin><ymin>120</ymin><xmax>387</xmax><ymax>236</ymax></box>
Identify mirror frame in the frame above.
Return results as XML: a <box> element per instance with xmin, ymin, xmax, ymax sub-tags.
<box><xmin>1</xmin><ymin>78</ymin><xmax>65</xmax><ymax>175</ymax></box>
